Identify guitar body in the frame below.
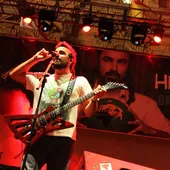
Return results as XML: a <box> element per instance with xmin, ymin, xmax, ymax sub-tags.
<box><xmin>4</xmin><ymin>106</ymin><xmax>74</xmax><ymax>145</ymax></box>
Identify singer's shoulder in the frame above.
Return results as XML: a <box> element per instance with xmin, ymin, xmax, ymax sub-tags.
<box><xmin>76</xmin><ymin>76</ymin><xmax>90</xmax><ymax>83</ymax></box>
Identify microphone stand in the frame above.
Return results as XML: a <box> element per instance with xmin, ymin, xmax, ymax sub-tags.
<box><xmin>22</xmin><ymin>60</ymin><xmax>53</xmax><ymax>170</ymax></box>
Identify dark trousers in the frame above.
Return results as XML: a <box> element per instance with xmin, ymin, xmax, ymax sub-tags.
<box><xmin>21</xmin><ymin>136</ymin><xmax>74</xmax><ymax>170</ymax></box>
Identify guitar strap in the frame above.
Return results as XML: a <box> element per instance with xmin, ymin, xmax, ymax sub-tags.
<box><xmin>61</xmin><ymin>75</ymin><xmax>76</xmax><ymax>106</ymax></box>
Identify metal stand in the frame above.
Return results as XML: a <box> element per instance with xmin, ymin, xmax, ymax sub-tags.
<box><xmin>21</xmin><ymin>60</ymin><xmax>53</xmax><ymax>170</ymax></box>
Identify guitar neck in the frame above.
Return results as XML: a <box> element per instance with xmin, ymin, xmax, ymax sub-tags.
<box><xmin>50</xmin><ymin>91</ymin><xmax>95</xmax><ymax>116</ymax></box>
<box><xmin>48</xmin><ymin>82</ymin><xmax>127</xmax><ymax>118</ymax></box>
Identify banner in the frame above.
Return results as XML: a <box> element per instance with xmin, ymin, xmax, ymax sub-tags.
<box><xmin>0</xmin><ymin>36</ymin><xmax>170</xmax><ymax>138</ymax></box>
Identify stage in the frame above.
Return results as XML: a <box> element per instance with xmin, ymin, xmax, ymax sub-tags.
<box><xmin>1</xmin><ymin>125</ymin><xmax>170</xmax><ymax>170</ymax></box>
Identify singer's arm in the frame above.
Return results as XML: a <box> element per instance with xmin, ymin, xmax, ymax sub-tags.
<box><xmin>9</xmin><ymin>48</ymin><xmax>51</xmax><ymax>85</ymax></box>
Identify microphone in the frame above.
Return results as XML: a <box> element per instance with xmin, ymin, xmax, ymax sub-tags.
<box><xmin>50</xmin><ymin>51</ymin><xmax>58</xmax><ymax>58</ymax></box>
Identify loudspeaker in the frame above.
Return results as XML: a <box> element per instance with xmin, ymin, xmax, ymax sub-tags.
<box><xmin>78</xmin><ymin>151</ymin><xmax>155</xmax><ymax>170</ymax></box>
<box><xmin>69</xmin><ymin>127</ymin><xmax>170</xmax><ymax>170</ymax></box>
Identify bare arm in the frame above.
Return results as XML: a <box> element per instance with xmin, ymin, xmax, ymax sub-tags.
<box><xmin>9</xmin><ymin>48</ymin><xmax>51</xmax><ymax>85</ymax></box>
<box><xmin>83</xmin><ymin>85</ymin><xmax>106</xmax><ymax>117</ymax></box>
<box><xmin>82</xmin><ymin>98</ymin><xmax>98</xmax><ymax>117</ymax></box>
<box><xmin>128</xmin><ymin>120</ymin><xmax>170</xmax><ymax>138</ymax></box>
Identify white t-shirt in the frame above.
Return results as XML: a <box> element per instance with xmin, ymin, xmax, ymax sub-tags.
<box><xmin>26</xmin><ymin>73</ymin><xmax>93</xmax><ymax>141</ymax></box>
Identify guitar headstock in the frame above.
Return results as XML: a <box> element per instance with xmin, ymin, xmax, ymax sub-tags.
<box><xmin>103</xmin><ymin>82</ymin><xmax>128</xmax><ymax>91</ymax></box>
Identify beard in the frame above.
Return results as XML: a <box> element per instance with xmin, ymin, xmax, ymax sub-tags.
<box><xmin>100</xmin><ymin>71</ymin><xmax>121</xmax><ymax>84</ymax></box>
<box><xmin>52</xmin><ymin>60</ymin><xmax>69</xmax><ymax>69</ymax></box>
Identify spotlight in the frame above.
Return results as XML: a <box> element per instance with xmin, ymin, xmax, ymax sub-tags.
<box><xmin>122</xmin><ymin>0</ymin><xmax>131</xmax><ymax>4</ymax></box>
<box><xmin>82</xmin><ymin>14</ymin><xmax>94</xmax><ymax>33</ymax></box>
<box><xmin>131</xmin><ymin>23</ymin><xmax>148</xmax><ymax>46</ymax></box>
<box><xmin>22</xmin><ymin>7</ymin><xmax>35</xmax><ymax>25</ymax></box>
<box><xmin>38</xmin><ymin>9</ymin><xmax>56</xmax><ymax>32</ymax></box>
<box><xmin>153</xmin><ymin>25</ymin><xmax>164</xmax><ymax>44</ymax></box>
<box><xmin>41</xmin><ymin>21</ymin><xmax>52</xmax><ymax>32</ymax></box>
<box><xmin>23</xmin><ymin>17</ymin><xmax>32</xmax><ymax>24</ymax></box>
<box><xmin>98</xmin><ymin>18</ymin><xmax>114</xmax><ymax>41</ymax></box>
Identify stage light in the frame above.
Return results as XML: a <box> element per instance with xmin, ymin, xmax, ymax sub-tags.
<box><xmin>38</xmin><ymin>9</ymin><xmax>56</xmax><ymax>32</ymax></box>
<box><xmin>154</xmin><ymin>36</ymin><xmax>161</xmax><ymax>43</ymax></box>
<box><xmin>122</xmin><ymin>0</ymin><xmax>131</xmax><ymax>4</ymax></box>
<box><xmin>22</xmin><ymin>7</ymin><xmax>35</xmax><ymax>25</ymax></box>
<box><xmin>131</xmin><ymin>23</ymin><xmax>148</xmax><ymax>46</ymax></box>
<box><xmin>23</xmin><ymin>17</ymin><xmax>32</xmax><ymax>24</ymax></box>
<box><xmin>98</xmin><ymin>18</ymin><xmax>114</xmax><ymax>41</ymax></box>
<box><xmin>41</xmin><ymin>21</ymin><xmax>52</xmax><ymax>32</ymax></box>
<box><xmin>82</xmin><ymin>14</ymin><xmax>94</xmax><ymax>33</ymax></box>
<box><xmin>82</xmin><ymin>26</ymin><xmax>91</xmax><ymax>33</ymax></box>
<box><xmin>153</xmin><ymin>26</ymin><xmax>164</xmax><ymax>44</ymax></box>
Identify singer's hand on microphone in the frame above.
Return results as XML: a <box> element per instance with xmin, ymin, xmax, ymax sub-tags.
<box><xmin>34</xmin><ymin>48</ymin><xmax>52</xmax><ymax>61</ymax></box>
